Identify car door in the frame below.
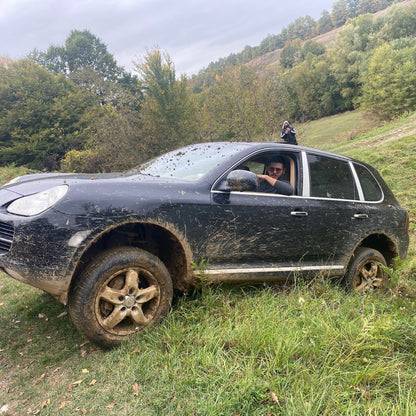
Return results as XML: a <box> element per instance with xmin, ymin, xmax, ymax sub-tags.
<box><xmin>207</xmin><ymin>191</ymin><xmax>310</xmax><ymax>265</ymax></box>
<box><xmin>205</xmin><ymin>152</ymin><xmax>310</xmax><ymax>266</ymax></box>
<box><xmin>303</xmin><ymin>153</ymin><xmax>369</xmax><ymax>265</ymax></box>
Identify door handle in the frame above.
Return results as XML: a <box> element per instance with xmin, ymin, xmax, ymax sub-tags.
<box><xmin>353</xmin><ymin>213</ymin><xmax>368</xmax><ymax>219</ymax></box>
<box><xmin>291</xmin><ymin>211</ymin><xmax>308</xmax><ymax>217</ymax></box>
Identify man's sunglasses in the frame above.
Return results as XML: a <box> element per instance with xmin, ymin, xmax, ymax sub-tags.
<box><xmin>268</xmin><ymin>167</ymin><xmax>283</xmax><ymax>172</ymax></box>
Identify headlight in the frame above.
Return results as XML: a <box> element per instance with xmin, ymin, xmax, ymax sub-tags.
<box><xmin>7</xmin><ymin>185</ymin><xmax>69</xmax><ymax>216</ymax></box>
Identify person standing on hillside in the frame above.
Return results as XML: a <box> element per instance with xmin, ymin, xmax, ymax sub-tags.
<box><xmin>280</xmin><ymin>121</ymin><xmax>298</xmax><ymax>145</ymax></box>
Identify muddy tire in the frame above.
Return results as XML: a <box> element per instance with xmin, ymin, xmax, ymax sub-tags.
<box><xmin>69</xmin><ymin>247</ymin><xmax>173</xmax><ymax>349</ymax></box>
<box><xmin>343</xmin><ymin>247</ymin><xmax>388</xmax><ymax>293</ymax></box>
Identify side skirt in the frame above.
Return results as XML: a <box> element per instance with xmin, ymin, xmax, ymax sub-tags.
<box><xmin>204</xmin><ymin>264</ymin><xmax>345</xmax><ymax>284</ymax></box>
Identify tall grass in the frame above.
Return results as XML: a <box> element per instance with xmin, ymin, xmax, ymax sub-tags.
<box><xmin>2</xmin><ymin>278</ymin><xmax>416</xmax><ymax>415</ymax></box>
<box><xmin>1</xmin><ymin>111</ymin><xmax>416</xmax><ymax>415</ymax></box>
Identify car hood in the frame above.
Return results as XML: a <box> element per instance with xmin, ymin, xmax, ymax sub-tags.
<box><xmin>0</xmin><ymin>170</ymin><xmax>208</xmax><ymax>218</ymax></box>
<box><xmin>1</xmin><ymin>171</ymin><xmax>179</xmax><ymax>195</ymax></box>
<box><xmin>3</xmin><ymin>172</ymin><xmax>137</xmax><ymax>191</ymax></box>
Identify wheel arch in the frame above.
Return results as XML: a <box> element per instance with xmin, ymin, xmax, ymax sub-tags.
<box><xmin>68</xmin><ymin>220</ymin><xmax>195</xmax><ymax>303</ymax></box>
<box><xmin>356</xmin><ymin>232</ymin><xmax>399</xmax><ymax>266</ymax></box>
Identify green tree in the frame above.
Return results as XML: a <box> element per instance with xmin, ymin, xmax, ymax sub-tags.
<box><xmin>280</xmin><ymin>39</ymin><xmax>303</xmax><ymax>69</ymax></box>
<box><xmin>359</xmin><ymin>0</ymin><xmax>392</xmax><ymax>14</ymax></box>
<box><xmin>0</xmin><ymin>59</ymin><xmax>95</xmax><ymax>169</ymax></box>
<box><xmin>286</xmin><ymin>16</ymin><xmax>317</xmax><ymax>41</ymax></box>
<box><xmin>317</xmin><ymin>10</ymin><xmax>334</xmax><ymax>34</ymax></box>
<box><xmin>346</xmin><ymin>0</ymin><xmax>361</xmax><ymax>17</ymax></box>
<box><xmin>201</xmin><ymin>65</ymin><xmax>287</xmax><ymax>141</ymax></box>
<box><xmin>379</xmin><ymin>2</ymin><xmax>416</xmax><ymax>41</ymax></box>
<box><xmin>32</xmin><ymin>30</ymin><xmax>123</xmax><ymax>80</ymax></box>
<box><xmin>300</xmin><ymin>40</ymin><xmax>326</xmax><ymax>62</ymax></box>
<box><xmin>360</xmin><ymin>41</ymin><xmax>416</xmax><ymax>118</ymax></box>
<box><xmin>134</xmin><ymin>49</ymin><xmax>197</xmax><ymax>157</ymax></box>
<box><xmin>62</xmin><ymin>104</ymin><xmax>143</xmax><ymax>172</ymax></box>
<box><xmin>328</xmin><ymin>13</ymin><xmax>378</xmax><ymax>108</ymax></box>
<box><xmin>284</xmin><ymin>57</ymin><xmax>343</xmax><ymax>120</ymax></box>
<box><xmin>258</xmin><ymin>34</ymin><xmax>286</xmax><ymax>55</ymax></box>
<box><xmin>30</xmin><ymin>30</ymin><xmax>141</xmax><ymax>108</ymax></box>
<box><xmin>240</xmin><ymin>45</ymin><xmax>254</xmax><ymax>63</ymax></box>
<box><xmin>332</xmin><ymin>0</ymin><xmax>349</xmax><ymax>27</ymax></box>
<box><xmin>69</xmin><ymin>67</ymin><xmax>141</xmax><ymax>110</ymax></box>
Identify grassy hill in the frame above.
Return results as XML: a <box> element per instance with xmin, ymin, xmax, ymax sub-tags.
<box><xmin>247</xmin><ymin>0</ymin><xmax>416</xmax><ymax>74</ymax></box>
<box><xmin>0</xmin><ymin>112</ymin><xmax>415</xmax><ymax>415</ymax></box>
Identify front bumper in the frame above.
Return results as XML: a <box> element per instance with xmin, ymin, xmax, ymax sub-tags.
<box><xmin>0</xmin><ymin>212</ymin><xmax>92</xmax><ymax>304</ymax></box>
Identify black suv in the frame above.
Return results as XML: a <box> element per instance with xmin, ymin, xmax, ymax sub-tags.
<box><xmin>0</xmin><ymin>143</ymin><xmax>409</xmax><ymax>348</ymax></box>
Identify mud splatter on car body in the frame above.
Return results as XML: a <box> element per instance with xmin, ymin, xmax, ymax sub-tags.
<box><xmin>0</xmin><ymin>143</ymin><xmax>409</xmax><ymax>348</ymax></box>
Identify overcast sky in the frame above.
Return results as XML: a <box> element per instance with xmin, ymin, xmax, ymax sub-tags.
<box><xmin>0</xmin><ymin>0</ymin><xmax>335</xmax><ymax>76</ymax></box>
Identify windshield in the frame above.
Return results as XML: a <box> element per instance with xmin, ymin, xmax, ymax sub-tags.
<box><xmin>138</xmin><ymin>143</ymin><xmax>251</xmax><ymax>180</ymax></box>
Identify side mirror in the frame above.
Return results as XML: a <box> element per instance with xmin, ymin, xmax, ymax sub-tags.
<box><xmin>226</xmin><ymin>170</ymin><xmax>259</xmax><ymax>192</ymax></box>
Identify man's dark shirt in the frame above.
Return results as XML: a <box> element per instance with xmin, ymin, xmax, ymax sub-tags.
<box><xmin>258</xmin><ymin>179</ymin><xmax>294</xmax><ymax>195</ymax></box>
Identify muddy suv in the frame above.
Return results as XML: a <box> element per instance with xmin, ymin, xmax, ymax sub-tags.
<box><xmin>0</xmin><ymin>143</ymin><xmax>409</xmax><ymax>348</ymax></box>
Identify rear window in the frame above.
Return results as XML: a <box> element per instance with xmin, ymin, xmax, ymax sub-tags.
<box><xmin>354</xmin><ymin>163</ymin><xmax>383</xmax><ymax>201</ymax></box>
<box><xmin>308</xmin><ymin>154</ymin><xmax>358</xmax><ymax>200</ymax></box>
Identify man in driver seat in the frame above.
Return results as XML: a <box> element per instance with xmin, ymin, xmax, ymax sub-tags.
<box><xmin>257</xmin><ymin>156</ymin><xmax>294</xmax><ymax>195</ymax></box>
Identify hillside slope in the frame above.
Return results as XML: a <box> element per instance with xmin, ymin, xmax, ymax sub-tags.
<box><xmin>247</xmin><ymin>0</ymin><xmax>416</xmax><ymax>73</ymax></box>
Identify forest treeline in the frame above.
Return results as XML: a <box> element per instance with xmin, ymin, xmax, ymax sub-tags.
<box><xmin>1</xmin><ymin>0</ymin><xmax>416</xmax><ymax>172</ymax></box>
<box><xmin>193</xmin><ymin>0</ymin><xmax>402</xmax><ymax>77</ymax></box>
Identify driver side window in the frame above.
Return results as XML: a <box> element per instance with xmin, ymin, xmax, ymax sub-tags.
<box><xmin>238</xmin><ymin>153</ymin><xmax>297</xmax><ymax>195</ymax></box>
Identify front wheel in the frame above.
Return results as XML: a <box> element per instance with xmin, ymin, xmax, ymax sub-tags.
<box><xmin>343</xmin><ymin>247</ymin><xmax>388</xmax><ymax>293</ymax></box>
<box><xmin>69</xmin><ymin>247</ymin><xmax>173</xmax><ymax>349</ymax></box>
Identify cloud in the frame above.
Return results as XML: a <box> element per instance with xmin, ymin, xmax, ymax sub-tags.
<box><xmin>0</xmin><ymin>0</ymin><xmax>335</xmax><ymax>75</ymax></box>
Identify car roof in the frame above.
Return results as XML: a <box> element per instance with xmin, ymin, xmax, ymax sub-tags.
<box><xmin>193</xmin><ymin>141</ymin><xmax>353</xmax><ymax>162</ymax></box>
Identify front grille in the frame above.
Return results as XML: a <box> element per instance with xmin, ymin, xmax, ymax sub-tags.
<box><xmin>0</xmin><ymin>221</ymin><xmax>14</xmax><ymax>254</ymax></box>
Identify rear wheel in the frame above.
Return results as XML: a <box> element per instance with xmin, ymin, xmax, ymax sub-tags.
<box><xmin>69</xmin><ymin>247</ymin><xmax>173</xmax><ymax>349</ymax></box>
<box><xmin>343</xmin><ymin>247</ymin><xmax>388</xmax><ymax>293</ymax></box>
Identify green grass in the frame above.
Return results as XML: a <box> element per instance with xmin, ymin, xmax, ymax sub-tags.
<box><xmin>1</xmin><ymin>111</ymin><xmax>416</xmax><ymax>415</ymax></box>
<box><xmin>296</xmin><ymin>110</ymin><xmax>385</xmax><ymax>149</ymax></box>
<box><xmin>2</xmin><ymin>278</ymin><xmax>416</xmax><ymax>415</ymax></box>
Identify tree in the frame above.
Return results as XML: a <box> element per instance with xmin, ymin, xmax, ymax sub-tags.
<box><xmin>30</xmin><ymin>30</ymin><xmax>141</xmax><ymax>108</ymax></box>
<box><xmin>62</xmin><ymin>104</ymin><xmax>143</xmax><ymax>172</ymax></box>
<box><xmin>360</xmin><ymin>41</ymin><xmax>416</xmax><ymax>118</ymax></box>
<box><xmin>240</xmin><ymin>45</ymin><xmax>254</xmax><ymax>63</ymax></box>
<box><xmin>201</xmin><ymin>65</ymin><xmax>287</xmax><ymax>141</ymax></box>
<box><xmin>69</xmin><ymin>67</ymin><xmax>141</xmax><ymax>110</ymax></box>
<box><xmin>286</xmin><ymin>16</ymin><xmax>317</xmax><ymax>41</ymax></box>
<box><xmin>359</xmin><ymin>0</ymin><xmax>394</xmax><ymax>14</ymax></box>
<box><xmin>317</xmin><ymin>10</ymin><xmax>334</xmax><ymax>34</ymax></box>
<box><xmin>0</xmin><ymin>56</ymin><xmax>13</xmax><ymax>69</ymax></box>
<box><xmin>379</xmin><ymin>2</ymin><xmax>416</xmax><ymax>41</ymax></box>
<box><xmin>346</xmin><ymin>0</ymin><xmax>361</xmax><ymax>17</ymax></box>
<box><xmin>134</xmin><ymin>49</ymin><xmax>197</xmax><ymax>157</ymax></box>
<box><xmin>0</xmin><ymin>59</ymin><xmax>96</xmax><ymax>169</ymax></box>
<box><xmin>284</xmin><ymin>57</ymin><xmax>343</xmax><ymax>120</ymax></box>
<box><xmin>328</xmin><ymin>14</ymin><xmax>378</xmax><ymax>108</ymax></box>
<box><xmin>258</xmin><ymin>34</ymin><xmax>286</xmax><ymax>55</ymax></box>
<box><xmin>280</xmin><ymin>39</ymin><xmax>303</xmax><ymax>69</ymax></box>
<box><xmin>300</xmin><ymin>40</ymin><xmax>326</xmax><ymax>62</ymax></box>
<box><xmin>332</xmin><ymin>0</ymin><xmax>349</xmax><ymax>27</ymax></box>
<box><xmin>32</xmin><ymin>30</ymin><xmax>123</xmax><ymax>80</ymax></box>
